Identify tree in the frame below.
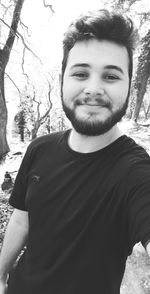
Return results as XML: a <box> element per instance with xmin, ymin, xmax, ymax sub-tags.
<box><xmin>31</xmin><ymin>82</ymin><xmax>53</xmax><ymax>139</ymax></box>
<box><xmin>132</xmin><ymin>29</ymin><xmax>150</xmax><ymax>121</ymax></box>
<box><xmin>14</xmin><ymin>109</ymin><xmax>26</xmax><ymax>142</ymax></box>
<box><xmin>19</xmin><ymin>79</ymin><xmax>53</xmax><ymax>140</ymax></box>
<box><xmin>107</xmin><ymin>0</ymin><xmax>150</xmax><ymax>122</ymax></box>
<box><xmin>0</xmin><ymin>0</ymin><xmax>25</xmax><ymax>158</ymax></box>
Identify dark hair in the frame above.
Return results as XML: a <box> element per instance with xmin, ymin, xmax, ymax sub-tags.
<box><xmin>61</xmin><ymin>9</ymin><xmax>138</xmax><ymax>90</ymax></box>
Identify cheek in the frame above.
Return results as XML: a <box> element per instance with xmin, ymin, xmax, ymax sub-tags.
<box><xmin>62</xmin><ymin>85</ymin><xmax>73</xmax><ymax>101</ymax></box>
<box><xmin>110</xmin><ymin>83</ymin><xmax>129</xmax><ymax>105</ymax></box>
<box><xmin>62</xmin><ymin>79</ymin><xmax>83</xmax><ymax>101</ymax></box>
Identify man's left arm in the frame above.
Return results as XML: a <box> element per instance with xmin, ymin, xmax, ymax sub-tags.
<box><xmin>146</xmin><ymin>242</ymin><xmax>150</xmax><ymax>257</ymax></box>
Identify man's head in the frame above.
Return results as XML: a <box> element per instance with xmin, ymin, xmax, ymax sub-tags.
<box><xmin>61</xmin><ymin>9</ymin><xmax>137</xmax><ymax>90</ymax></box>
<box><xmin>61</xmin><ymin>9</ymin><xmax>138</xmax><ymax>136</ymax></box>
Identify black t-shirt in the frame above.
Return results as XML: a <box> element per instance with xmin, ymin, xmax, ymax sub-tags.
<box><xmin>8</xmin><ymin>131</ymin><xmax>150</xmax><ymax>294</ymax></box>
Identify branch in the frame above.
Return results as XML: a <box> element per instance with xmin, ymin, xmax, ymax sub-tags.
<box><xmin>43</xmin><ymin>0</ymin><xmax>55</xmax><ymax>13</ymax></box>
<box><xmin>5</xmin><ymin>72</ymin><xmax>21</xmax><ymax>96</ymax></box>
<box><xmin>19</xmin><ymin>18</ymin><xmax>31</xmax><ymax>36</ymax></box>
<box><xmin>3</xmin><ymin>0</ymin><xmax>25</xmax><ymax>63</ymax></box>
<box><xmin>0</xmin><ymin>18</ymin><xmax>19</xmax><ymax>40</ymax></box>
<box><xmin>32</xmin><ymin>89</ymin><xmax>41</xmax><ymax>121</ymax></box>
<box><xmin>0</xmin><ymin>18</ymin><xmax>42</xmax><ymax>65</ymax></box>
<box><xmin>17</xmin><ymin>29</ymin><xmax>42</xmax><ymax>64</ymax></box>
<box><xmin>47</xmin><ymin>81</ymin><xmax>53</xmax><ymax>109</ymax></box>
<box><xmin>0</xmin><ymin>3</ymin><xmax>14</xmax><ymax>18</ymax></box>
<box><xmin>21</xmin><ymin>46</ymin><xmax>30</xmax><ymax>83</ymax></box>
<box><xmin>40</xmin><ymin>82</ymin><xmax>53</xmax><ymax>124</ymax></box>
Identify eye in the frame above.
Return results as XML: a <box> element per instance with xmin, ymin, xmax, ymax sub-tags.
<box><xmin>104</xmin><ymin>74</ymin><xmax>120</xmax><ymax>81</ymax></box>
<box><xmin>72</xmin><ymin>72</ymin><xmax>88</xmax><ymax>79</ymax></box>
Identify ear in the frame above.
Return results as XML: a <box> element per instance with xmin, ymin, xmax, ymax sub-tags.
<box><xmin>59</xmin><ymin>73</ymin><xmax>63</xmax><ymax>98</ymax></box>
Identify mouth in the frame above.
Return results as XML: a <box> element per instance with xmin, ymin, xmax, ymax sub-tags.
<box><xmin>75</xmin><ymin>98</ymin><xmax>110</xmax><ymax>108</ymax></box>
<box><xmin>79</xmin><ymin>103</ymin><xmax>108</xmax><ymax>107</ymax></box>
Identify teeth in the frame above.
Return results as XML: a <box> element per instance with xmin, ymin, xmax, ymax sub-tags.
<box><xmin>85</xmin><ymin>103</ymin><xmax>104</xmax><ymax>106</ymax></box>
<box><xmin>78</xmin><ymin>101</ymin><xmax>107</xmax><ymax>106</ymax></box>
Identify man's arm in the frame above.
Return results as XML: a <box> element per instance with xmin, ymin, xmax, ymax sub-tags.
<box><xmin>146</xmin><ymin>241</ymin><xmax>150</xmax><ymax>257</ymax></box>
<box><xmin>0</xmin><ymin>208</ymin><xmax>29</xmax><ymax>291</ymax></box>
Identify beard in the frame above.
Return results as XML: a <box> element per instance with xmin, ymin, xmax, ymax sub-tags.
<box><xmin>61</xmin><ymin>96</ymin><xmax>129</xmax><ymax>136</ymax></box>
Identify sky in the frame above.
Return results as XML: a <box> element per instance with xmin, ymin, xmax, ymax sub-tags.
<box><xmin>21</xmin><ymin>0</ymin><xmax>107</xmax><ymax>68</ymax></box>
<box><xmin>20</xmin><ymin>0</ymin><xmax>150</xmax><ymax>69</ymax></box>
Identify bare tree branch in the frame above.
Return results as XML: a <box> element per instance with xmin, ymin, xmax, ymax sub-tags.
<box><xmin>0</xmin><ymin>3</ymin><xmax>14</xmax><ymax>18</ymax></box>
<box><xmin>0</xmin><ymin>18</ymin><xmax>19</xmax><ymax>40</ymax></box>
<box><xmin>19</xmin><ymin>18</ymin><xmax>31</xmax><ymax>36</ymax></box>
<box><xmin>0</xmin><ymin>18</ymin><xmax>42</xmax><ymax>64</ymax></box>
<box><xmin>43</xmin><ymin>0</ymin><xmax>55</xmax><ymax>13</ymax></box>
<box><xmin>17</xmin><ymin>30</ymin><xmax>42</xmax><ymax>63</ymax></box>
<box><xmin>21</xmin><ymin>46</ymin><xmax>30</xmax><ymax>83</ymax></box>
<box><xmin>32</xmin><ymin>81</ymin><xmax>53</xmax><ymax>127</ymax></box>
<box><xmin>32</xmin><ymin>88</ymin><xmax>41</xmax><ymax>122</ymax></box>
<box><xmin>5</xmin><ymin>72</ymin><xmax>21</xmax><ymax>96</ymax></box>
<box><xmin>3</xmin><ymin>0</ymin><xmax>25</xmax><ymax>65</ymax></box>
<box><xmin>40</xmin><ymin>81</ymin><xmax>53</xmax><ymax>123</ymax></box>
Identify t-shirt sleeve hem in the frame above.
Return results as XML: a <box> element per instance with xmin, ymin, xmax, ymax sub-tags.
<box><xmin>141</xmin><ymin>234</ymin><xmax>150</xmax><ymax>249</ymax></box>
<box><xmin>9</xmin><ymin>198</ymin><xmax>27</xmax><ymax>211</ymax></box>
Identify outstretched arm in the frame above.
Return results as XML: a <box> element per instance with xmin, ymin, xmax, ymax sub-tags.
<box><xmin>146</xmin><ymin>241</ymin><xmax>150</xmax><ymax>257</ymax></box>
<box><xmin>0</xmin><ymin>208</ymin><xmax>29</xmax><ymax>292</ymax></box>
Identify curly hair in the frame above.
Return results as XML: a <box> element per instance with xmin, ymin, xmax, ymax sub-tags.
<box><xmin>61</xmin><ymin>9</ymin><xmax>138</xmax><ymax>91</ymax></box>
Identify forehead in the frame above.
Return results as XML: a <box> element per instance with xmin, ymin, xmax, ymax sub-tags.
<box><xmin>66</xmin><ymin>39</ymin><xmax>129</xmax><ymax>73</ymax></box>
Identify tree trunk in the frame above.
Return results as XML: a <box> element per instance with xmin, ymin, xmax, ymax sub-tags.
<box><xmin>31</xmin><ymin>128</ymin><xmax>37</xmax><ymax>140</ymax></box>
<box><xmin>31</xmin><ymin>121</ymin><xmax>40</xmax><ymax>140</ymax></box>
<box><xmin>132</xmin><ymin>75</ymin><xmax>148</xmax><ymax>121</ymax></box>
<box><xmin>0</xmin><ymin>0</ymin><xmax>25</xmax><ymax>157</ymax></box>
<box><xmin>132</xmin><ymin>29</ymin><xmax>150</xmax><ymax>122</ymax></box>
<box><xmin>0</xmin><ymin>70</ymin><xmax>9</xmax><ymax>158</ymax></box>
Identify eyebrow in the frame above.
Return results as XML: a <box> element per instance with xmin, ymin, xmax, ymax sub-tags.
<box><xmin>104</xmin><ymin>65</ymin><xmax>124</xmax><ymax>74</ymax></box>
<box><xmin>70</xmin><ymin>63</ymin><xmax>89</xmax><ymax>69</ymax></box>
<box><xmin>70</xmin><ymin>63</ymin><xmax>124</xmax><ymax>74</ymax></box>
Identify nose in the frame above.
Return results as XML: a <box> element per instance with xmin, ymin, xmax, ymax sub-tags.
<box><xmin>83</xmin><ymin>78</ymin><xmax>104</xmax><ymax>96</ymax></box>
<box><xmin>83</xmin><ymin>88</ymin><xmax>105</xmax><ymax>96</ymax></box>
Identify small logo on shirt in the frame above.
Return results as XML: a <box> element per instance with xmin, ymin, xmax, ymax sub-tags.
<box><xmin>32</xmin><ymin>175</ymin><xmax>40</xmax><ymax>182</ymax></box>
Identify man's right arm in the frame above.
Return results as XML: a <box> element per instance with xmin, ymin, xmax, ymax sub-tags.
<box><xmin>0</xmin><ymin>208</ymin><xmax>29</xmax><ymax>292</ymax></box>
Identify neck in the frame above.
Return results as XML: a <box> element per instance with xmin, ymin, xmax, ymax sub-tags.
<box><xmin>68</xmin><ymin>125</ymin><xmax>123</xmax><ymax>153</ymax></box>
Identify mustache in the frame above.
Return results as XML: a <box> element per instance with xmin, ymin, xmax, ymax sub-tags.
<box><xmin>75</xmin><ymin>96</ymin><xmax>111</xmax><ymax>108</ymax></box>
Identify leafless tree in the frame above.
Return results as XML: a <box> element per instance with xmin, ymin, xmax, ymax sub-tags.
<box><xmin>0</xmin><ymin>0</ymin><xmax>25</xmax><ymax>158</ymax></box>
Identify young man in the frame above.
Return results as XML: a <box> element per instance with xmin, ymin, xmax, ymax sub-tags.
<box><xmin>0</xmin><ymin>9</ymin><xmax>150</xmax><ymax>294</ymax></box>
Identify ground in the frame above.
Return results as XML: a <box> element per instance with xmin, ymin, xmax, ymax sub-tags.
<box><xmin>0</xmin><ymin>119</ymin><xmax>150</xmax><ymax>293</ymax></box>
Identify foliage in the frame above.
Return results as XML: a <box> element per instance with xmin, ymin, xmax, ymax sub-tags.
<box><xmin>16</xmin><ymin>68</ymin><xmax>69</xmax><ymax>139</ymax></box>
<box><xmin>131</xmin><ymin>27</ymin><xmax>150</xmax><ymax>121</ymax></box>
<box><xmin>14</xmin><ymin>109</ymin><xmax>26</xmax><ymax>141</ymax></box>
<box><xmin>135</xmin><ymin>30</ymin><xmax>150</xmax><ymax>92</ymax></box>
<box><xmin>17</xmin><ymin>84</ymin><xmax>52</xmax><ymax>139</ymax></box>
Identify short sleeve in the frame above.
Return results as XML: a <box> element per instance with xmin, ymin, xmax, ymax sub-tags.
<box><xmin>9</xmin><ymin>144</ymin><xmax>34</xmax><ymax>211</ymax></box>
<box><xmin>127</xmin><ymin>160</ymin><xmax>150</xmax><ymax>250</ymax></box>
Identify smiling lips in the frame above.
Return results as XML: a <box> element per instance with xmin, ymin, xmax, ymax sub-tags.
<box><xmin>76</xmin><ymin>100</ymin><xmax>111</xmax><ymax>108</ymax></box>
<box><xmin>81</xmin><ymin>103</ymin><xmax>106</xmax><ymax>107</ymax></box>
<box><xmin>75</xmin><ymin>97</ymin><xmax>111</xmax><ymax>108</ymax></box>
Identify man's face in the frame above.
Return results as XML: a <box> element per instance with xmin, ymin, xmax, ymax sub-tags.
<box><xmin>62</xmin><ymin>39</ymin><xmax>130</xmax><ymax>136</ymax></box>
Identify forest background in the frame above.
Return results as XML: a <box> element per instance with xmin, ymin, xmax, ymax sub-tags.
<box><xmin>0</xmin><ymin>0</ymin><xmax>150</xmax><ymax>293</ymax></box>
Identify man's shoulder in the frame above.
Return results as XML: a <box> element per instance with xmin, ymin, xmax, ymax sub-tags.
<box><xmin>122</xmin><ymin>135</ymin><xmax>150</xmax><ymax>160</ymax></box>
<box><xmin>27</xmin><ymin>131</ymin><xmax>68</xmax><ymax>154</ymax></box>
<box><xmin>122</xmin><ymin>136</ymin><xmax>150</xmax><ymax>184</ymax></box>
<box><xmin>113</xmin><ymin>135</ymin><xmax>150</xmax><ymax>181</ymax></box>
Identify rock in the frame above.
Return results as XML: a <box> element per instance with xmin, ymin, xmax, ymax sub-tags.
<box><xmin>1</xmin><ymin>172</ymin><xmax>14</xmax><ymax>191</ymax></box>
